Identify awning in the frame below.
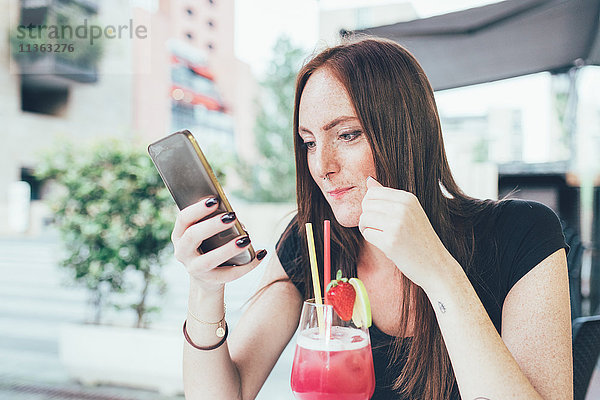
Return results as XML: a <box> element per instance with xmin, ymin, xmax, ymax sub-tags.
<box><xmin>354</xmin><ymin>0</ymin><xmax>600</xmax><ymax>91</ymax></box>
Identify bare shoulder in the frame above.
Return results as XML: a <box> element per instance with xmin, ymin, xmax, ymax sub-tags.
<box><xmin>502</xmin><ymin>249</ymin><xmax>572</xmax><ymax>400</ymax></box>
<box><xmin>503</xmin><ymin>248</ymin><xmax>568</xmax><ymax>323</ymax></box>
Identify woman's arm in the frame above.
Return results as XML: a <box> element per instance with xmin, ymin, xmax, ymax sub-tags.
<box><xmin>501</xmin><ymin>249</ymin><xmax>572</xmax><ymax>399</ymax></box>
<box><xmin>183</xmin><ymin>253</ymin><xmax>303</xmax><ymax>400</ymax></box>
<box><xmin>359</xmin><ymin>177</ymin><xmax>572</xmax><ymax>399</ymax></box>
<box><xmin>426</xmin><ymin>249</ymin><xmax>572</xmax><ymax>400</ymax></box>
<box><xmin>172</xmin><ymin>199</ymin><xmax>303</xmax><ymax>400</ymax></box>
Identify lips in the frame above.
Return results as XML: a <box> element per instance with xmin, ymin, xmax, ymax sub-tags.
<box><xmin>327</xmin><ymin>186</ymin><xmax>355</xmax><ymax>199</ymax></box>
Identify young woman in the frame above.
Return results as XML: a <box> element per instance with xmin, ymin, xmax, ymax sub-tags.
<box><xmin>172</xmin><ymin>37</ymin><xmax>573</xmax><ymax>399</ymax></box>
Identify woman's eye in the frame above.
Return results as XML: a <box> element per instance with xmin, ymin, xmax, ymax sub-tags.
<box><xmin>302</xmin><ymin>141</ymin><xmax>316</xmax><ymax>150</ymax></box>
<box><xmin>339</xmin><ymin>130</ymin><xmax>362</xmax><ymax>141</ymax></box>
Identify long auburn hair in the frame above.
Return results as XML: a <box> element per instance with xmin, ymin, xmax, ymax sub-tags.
<box><xmin>279</xmin><ymin>36</ymin><xmax>498</xmax><ymax>399</ymax></box>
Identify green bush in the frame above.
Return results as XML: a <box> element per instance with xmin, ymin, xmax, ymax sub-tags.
<box><xmin>36</xmin><ymin>140</ymin><xmax>176</xmax><ymax>328</ymax></box>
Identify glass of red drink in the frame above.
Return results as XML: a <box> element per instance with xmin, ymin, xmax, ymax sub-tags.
<box><xmin>290</xmin><ymin>299</ymin><xmax>375</xmax><ymax>400</ymax></box>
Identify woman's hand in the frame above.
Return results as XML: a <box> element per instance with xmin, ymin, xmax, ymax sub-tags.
<box><xmin>358</xmin><ymin>177</ymin><xmax>458</xmax><ymax>290</ymax></box>
<box><xmin>171</xmin><ymin>196</ymin><xmax>267</xmax><ymax>292</ymax></box>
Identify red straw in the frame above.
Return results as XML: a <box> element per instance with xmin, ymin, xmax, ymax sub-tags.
<box><xmin>324</xmin><ymin>220</ymin><xmax>331</xmax><ymax>303</ymax></box>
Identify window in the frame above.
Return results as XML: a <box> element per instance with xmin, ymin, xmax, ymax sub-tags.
<box><xmin>171</xmin><ymin>64</ymin><xmax>220</xmax><ymax>99</ymax></box>
<box><xmin>185</xmin><ymin>32</ymin><xmax>194</xmax><ymax>40</ymax></box>
<box><xmin>207</xmin><ymin>42</ymin><xmax>214</xmax><ymax>51</ymax></box>
<box><xmin>207</xmin><ymin>20</ymin><xmax>214</xmax><ymax>28</ymax></box>
<box><xmin>171</xmin><ymin>102</ymin><xmax>196</xmax><ymax>131</ymax></box>
<box><xmin>20</xmin><ymin>167</ymin><xmax>42</xmax><ymax>200</ymax></box>
<box><xmin>21</xmin><ymin>81</ymin><xmax>69</xmax><ymax>116</ymax></box>
<box><xmin>20</xmin><ymin>7</ymin><xmax>46</xmax><ymax>25</ymax></box>
<box><xmin>186</xmin><ymin>8</ymin><xmax>194</xmax><ymax>16</ymax></box>
<box><xmin>208</xmin><ymin>0</ymin><xmax>215</xmax><ymax>5</ymax></box>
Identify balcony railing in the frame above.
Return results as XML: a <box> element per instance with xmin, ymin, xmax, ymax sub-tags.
<box><xmin>21</xmin><ymin>0</ymin><xmax>53</xmax><ymax>9</ymax></box>
<box><xmin>13</xmin><ymin>0</ymin><xmax>103</xmax><ymax>86</ymax></box>
<box><xmin>22</xmin><ymin>0</ymin><xmax>100</xmax><ymax>13</ymax></box>
<box><xmin>18</xmin><ymin>53</ymin><xmax>98</xmax><ymax>86</ymax></box>
<box><xmin>65</xmin><ymin>0</ymin><xmax>99</xmax><ymax>13</ymax></box>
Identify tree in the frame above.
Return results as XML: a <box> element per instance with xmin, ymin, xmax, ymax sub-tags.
<box><xmin>35</xmin><ymin>140</ymin><xmax>176</xmax><ymax>328</ymax></box>
<box><xmin>235</xmin><ymin>35</ymin><xmax>306</xmax><ymax>202</ymax></box>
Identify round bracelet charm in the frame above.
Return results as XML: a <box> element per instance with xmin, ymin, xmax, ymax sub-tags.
<box><xmin>216</xmin><ymin>326</ymin><xmax>226</xmax><ymax>337</ymax></box>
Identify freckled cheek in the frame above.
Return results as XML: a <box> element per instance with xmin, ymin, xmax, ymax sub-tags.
<box><xmin>358</xmin><ymin>149</ymin><xmax>376</xmax><ymax>178</ymax></box>
<box><xmin>305</xmin><ymin>156</ymin><xmax>326</xmax><ymax>195</ymax></box>
<box><xmin>306</xmin><ymin>156</ymin><xmax>318</xmax><ymax>183</ymax></box>
<box><xmin>344</xmin><ymin>147</ymin><xmax>376</xmax><ymax>180</ymax></box>
<box><xmin>351</xmin><ymin>190</ymin><xmax>366</xmax><ymax>211</ymax></box>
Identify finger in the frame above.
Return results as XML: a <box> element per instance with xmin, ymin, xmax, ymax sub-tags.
<box><xmin>361</xmin><ymin>197</ymin><xmax>402</xmax><ymax>214</ymax></box>
<box><xmin>358</xmin><ymin>210</ymin><xmax>389</xmax><ymax>234</ymax></box>
<box><xmin>364</xmin><ymin>186</ymin><xmax>416</xmax><ymax>204</ymax></box>
<box><xmin>209</xmin><ymin>252</ymin><xmax>267</xmax><ymax>283</ymax></box>
<box><xmin>176</xmin><ymin>212</ymin><xmax>238</xmax><ymax>260</ymax></box>
<box><xmin>187</xmin><ymin>234</ymin><xmax>254</xmax><ymax>274</ymax></box>
<box><xmin>363</xmin><ymin>185</ymin><xmax>398</xmax><ymax>201</ymax></box>
<box><xmin>366</xmin><ymin>176</ymin><xmax>383</xmax><ymax>188</ymax></box>
<box><xmin>360</xmin><ymin>226</ymin><xmax>385</xmax><ymax>247</ymax></box>
<box><xmin>172</xmin><ymin>197</ymin><xmax>219</xmax><ymax>241</ymax></box>
<box><xmin>365</xmin><ymin>176</ymin><xmax>401</xmax><ymax>201</ymax></box>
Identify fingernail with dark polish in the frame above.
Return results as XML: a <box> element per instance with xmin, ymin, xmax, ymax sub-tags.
<box><xmin>235</xmin><ymin>236</ymin><xmax>251</xmax><ymax>248</ymax></box>
<box><xmin>205</xmin><ymin>197</ymin><xmax>218</xmax><ymax>207</ymax></box>
<box><xmin>256</xmin><ymin>249</ymin><xmax>267</xmax><ymax>261</ymax></box>
<box><xmin>221</xmin><ymin>212</ymin><xmax>236</xmax><ymax>224</ymax></box>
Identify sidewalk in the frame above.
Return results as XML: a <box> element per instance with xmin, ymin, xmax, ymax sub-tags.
<box><xmin>0</xmin><ymin>234</ymin><xmax>295</xmax><ymax>400</ymax></box>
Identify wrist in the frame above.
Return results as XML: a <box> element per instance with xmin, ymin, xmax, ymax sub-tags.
<box><xmin>186</xmin><ymin>282</ymin><xmax>228</xmax><ymax>350</ymax></box>
<box><xmin>190</xmin><ymin>278</ymin><xmax>225</xmax><ymax>297</ymax></box>
<box><xmin>188</xmin><ymin>281</ymin><xmax>225</xmax><ymax>313</ymax></box>
<box><xmin>422</xmin><ymin>256</ymin><xmax>465</xmax><ymax>297</ymax></box>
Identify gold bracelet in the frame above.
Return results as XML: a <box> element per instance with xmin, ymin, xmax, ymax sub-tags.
<box><xmin>187</xmin><ymin>305</ymin><xmax>226</xmax><ymax>338</ymax></box>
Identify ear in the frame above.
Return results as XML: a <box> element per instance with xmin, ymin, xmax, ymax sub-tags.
<box><xmin>366</xmin><ymin>176</ymin><xmax>382</xmax><ymax>188</ymax></box>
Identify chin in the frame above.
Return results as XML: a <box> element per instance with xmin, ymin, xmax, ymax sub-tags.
<box><xmin>330</xmin><ymin>208</ymin><xmax>360</xmax><ymax>228</ymax></box>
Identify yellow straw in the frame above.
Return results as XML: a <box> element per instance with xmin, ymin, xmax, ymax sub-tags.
<box><xmin>305</xmin><ymin>223</ymin><xmax>324</xmax><ymax>334</ymax></box>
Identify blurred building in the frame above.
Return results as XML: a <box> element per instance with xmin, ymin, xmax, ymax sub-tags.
<box><xmin>0</xmin><ymin>0</ymin><xmax>135</xmax><ymax>235</ymax></box>
<box><xmin>441</xmin><ymin>107</ymin><xmax>524</xmax><ymax>165</ymax></box>
<box><xmin>0</xmin><ymin>0</ymin><xmax>257</xmax><ymax>235</ymax></box>
<box><xmin>133</xmin><ymin>0</ymin><xmax>258</xmax><ymax>155</ymax></box>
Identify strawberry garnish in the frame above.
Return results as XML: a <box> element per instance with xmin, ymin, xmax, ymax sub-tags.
<box><xmin>325</xmin><ymin>270</ymin><xmax>356</xmax><ymax>321</ymax></box>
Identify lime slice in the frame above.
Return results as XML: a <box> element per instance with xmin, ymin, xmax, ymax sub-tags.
<box><xmin>348</xmin><ymin>278</ymin><xmax>372</xmax><ymax>328</ymax></box>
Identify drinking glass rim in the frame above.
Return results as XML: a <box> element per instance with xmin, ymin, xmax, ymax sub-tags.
<box><xmin>303</xmin><ymin>298</ymin><xmax>333</xmax><ymax>308</ymax></box>
<box><xmin>298</xmin><ymin>298</ymin><xmax>371</xmax><ymax>339</ymax></box>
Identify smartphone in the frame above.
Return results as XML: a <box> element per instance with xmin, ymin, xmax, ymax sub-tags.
<box><xmin>148</xmin><ymin>130</ymin><xmax>254</xmax><ymax>266</ymax></box>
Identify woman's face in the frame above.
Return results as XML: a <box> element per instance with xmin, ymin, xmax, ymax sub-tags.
<box><xmin>298</xmin><ymin>68</ymin><xmax>377</xmax><ymax>227</ymax></box>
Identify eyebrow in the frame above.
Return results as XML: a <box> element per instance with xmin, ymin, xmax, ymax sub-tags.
<box><xmin>299</xmin><ymin>116</ymin><xmax>359</xmax><ymax>134</ymax></box>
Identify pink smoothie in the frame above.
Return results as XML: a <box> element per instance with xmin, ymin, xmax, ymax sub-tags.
<box><xmin>291</xmin><ymin>326</ymin><xmax>375</xmax><ymax>400</ymax></box>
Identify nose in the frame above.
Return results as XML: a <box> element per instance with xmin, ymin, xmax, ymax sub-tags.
<box><xmin>314</xmin><ymin>141</ymin><xmax>339</xmax><ymax>181</ymax></box>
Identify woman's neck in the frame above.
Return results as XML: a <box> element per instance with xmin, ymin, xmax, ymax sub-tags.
<box><xmin>358</xmin><ymin>241</ymin><xmax>398</xmax><ymax>275</ymax></box>
<box><xmin>357</xmin><ymin>240</ymin><xmax>414</xmax><ymax>337</ymax></box>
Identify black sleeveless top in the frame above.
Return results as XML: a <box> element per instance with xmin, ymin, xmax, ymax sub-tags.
<box><xmin>276</xmin><ymin>199</ymin><xmax>568</xmax><ymax>399</ymax></box>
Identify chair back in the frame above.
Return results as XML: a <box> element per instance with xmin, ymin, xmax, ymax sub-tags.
<box><xmin>573</xmin><ymin>315</ymin><xmax>600</xmax><ymax>400</ymax></box>
<box><xmin>564</xmin><ymin>224</ymin><xmax>584</xmax><ymax>319</ymax></box>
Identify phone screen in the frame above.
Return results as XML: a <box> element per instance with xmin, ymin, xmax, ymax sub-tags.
<box><xmin>148</xmin><ymin>131</ymin><xmax>254</xmax><ymax>266</ymax></box>
<box><xmin>148</xmin><ymin>133</ymin><xmax>220</xmax><ymax>210</ymax></box>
